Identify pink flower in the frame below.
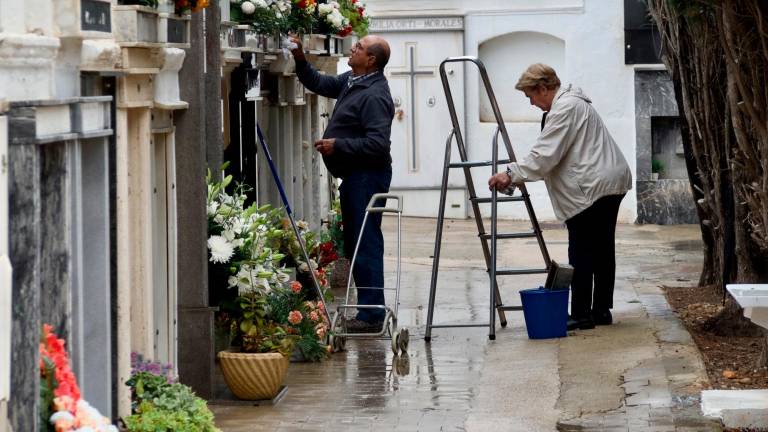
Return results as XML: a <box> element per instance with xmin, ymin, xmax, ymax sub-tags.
<box><xmin>288</xmin><ymin>310</ymin><xmax>303</xmax><ymax>325</ymax></box>
<box><xmin>290</xmin><ymin>281</ymin><xmax>302</xmax><ymax>293</ymax></box>
<box><xmin>315</xmin><ymin>325</ymin><xmax>326</xmax><ymax>339</ymax></box>
<box><xmin>317</xmin><ymin>301</ymin><xmax>325</xmax><ymax>311</ymax></box>
<box><xmin>309</xmin><ymin>311</ymin><xmax>319</xmax><ymax>322</ymax></box>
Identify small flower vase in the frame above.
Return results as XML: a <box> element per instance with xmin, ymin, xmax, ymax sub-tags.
<box><xmin>157</xmin><ymin>0</ymin><xmax>174</xmax><ymax>14</ymax></box>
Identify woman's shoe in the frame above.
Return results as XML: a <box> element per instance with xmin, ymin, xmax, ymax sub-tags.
<box><xmin>592</xmin><ymin>309</ymin><xmax>613</xmax><ymax>326</ymax></box>
<box><xmin>567</xmin><ymin>316</ymin><xmax>595</xmax><ymax>330</ymax></box>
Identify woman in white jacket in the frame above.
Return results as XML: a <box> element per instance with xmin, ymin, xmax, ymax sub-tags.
<box><xmin>488</xmin><ymin>63</ymin><xmax>632</xmax><ymax>331</ymax></box>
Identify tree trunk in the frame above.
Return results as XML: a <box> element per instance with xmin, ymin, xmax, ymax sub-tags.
<box><xmin>648</xmin><ymin>0</ymin><xmax>768</xmax><ymax>367</ymax></box>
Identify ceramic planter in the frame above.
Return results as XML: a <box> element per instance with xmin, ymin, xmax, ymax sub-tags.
<box><xmin>218</xmin><ymin>351</ymin><xmax>289</xmax><ymax>400</ymax></box>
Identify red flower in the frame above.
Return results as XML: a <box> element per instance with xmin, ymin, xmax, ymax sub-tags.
<box><xmin>337</xmin><ymin>26</ymin><xmax>353</xmax><ymax>37</ymax></box>
<box><xmin>40</xmin><ymin>325</ymin><xmax>81</xmax><ymax>402</ymax></box>
<box><xmin>291</xmin><ymin>280</ymin><xmax>303</xmax><ymax>293</ymax></box>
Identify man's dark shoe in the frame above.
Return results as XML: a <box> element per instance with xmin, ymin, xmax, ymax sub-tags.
<box><xmin>345</xmin><ymin>318</ymin><xmax>384</xmax><ymax>333</ymax></box>
<box><xmin>567</xmin><ymin>316</ymin><xmax>595</xmax><ymax>331</ymax></box>
<box><xmin>592</xmin><ymin>309</ymin><xmax>613</xmax><ymax>326</ymax></box>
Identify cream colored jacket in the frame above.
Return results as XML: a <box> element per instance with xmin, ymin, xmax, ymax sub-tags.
<box><xmin>506</xmin><ymin>85</ymin><xmax>632</xmax><ymax>221</ymax></box>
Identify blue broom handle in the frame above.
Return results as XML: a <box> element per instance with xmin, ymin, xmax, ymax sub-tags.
<box><xmin>256</xmin><ymin>123</ymin><xmax>292</xmax><ymax>215</ymax></box>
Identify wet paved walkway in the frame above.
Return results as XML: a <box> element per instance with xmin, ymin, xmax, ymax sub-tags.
<box><xmin>211</xmin><ymin>218</ymin><xmax>723</xmax><ymax>431</ymax></box>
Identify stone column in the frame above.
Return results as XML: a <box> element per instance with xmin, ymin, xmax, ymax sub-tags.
<box><xmin>8</xmin><ymin>113</ymin><xmax>41</xmax><ymax>432</ymax></box>
<box><xmin>174</xmin><ymin>10</ymin><xmax>215</xmax><ymax>399</ymax></box>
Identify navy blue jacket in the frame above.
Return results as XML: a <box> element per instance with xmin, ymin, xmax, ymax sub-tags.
<box><xmin>295</xmin><ymin>59</ymin><xmax>395</xmax><ymax>179</ymax></box>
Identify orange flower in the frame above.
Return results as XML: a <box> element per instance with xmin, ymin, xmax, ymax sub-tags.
<box><xmin>291</xmin><ymin>280</ymin><xmax>303</xmax><ymax>293</ymax></box>
<box><xmin>288</xmin><ymin>310</ymin><xmax>303</xmax><ymax>325</ymax></box>
<box><xmin>192</xmin><ymin>0</ymin><xmax>209</xmax><ymax>12</ymax></box>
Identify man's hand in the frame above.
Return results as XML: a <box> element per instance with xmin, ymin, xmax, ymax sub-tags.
<box><xmin>314</xmin><ymin>138</ymin><xmax>335</xmax><ymax>156</ymax></box>
<box><xmin>488</xmin><ymin>171</ymin><xmax>512</xmax><ymax>192</ymax></box>
<box><xmin>289</xmin><ymin>34</ymin><xmax>305</xmax><ymax>61</ymax></box>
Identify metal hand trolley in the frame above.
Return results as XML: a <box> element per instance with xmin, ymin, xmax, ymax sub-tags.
<box><xmin>328</xmin><ymin>193</ymin><xmax>409</xmax><ymax>356</ymax></box>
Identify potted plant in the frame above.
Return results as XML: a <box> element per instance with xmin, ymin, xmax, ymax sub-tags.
<box><xmin>125</xmin><ymin>354</ymin><xmax>220</xmax><ymax>431</ymax></box>
<box><xmin>206</xmin><ymin>168</ymin><xmax>331</xmax><ymax>398</ymax></box>
<box><xmin>651</xmin><ymin>158</ymin><xmax>664</xmax><ymax>181</ymax></box>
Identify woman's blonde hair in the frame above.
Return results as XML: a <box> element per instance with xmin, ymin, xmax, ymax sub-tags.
<box><xmin>515</xmin><ymin>63</ymin><xmax>561</xmax><ymax>91</ymax></box>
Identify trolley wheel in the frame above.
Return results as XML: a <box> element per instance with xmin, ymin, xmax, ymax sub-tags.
<box><xmin>391</xmin><ymin>330</ymin><xmax>400</xmax><ymax>355</ymax></box>
<box><xmin>330</xmin><ymin>334</ymin><xmax>346</xmax><ymax>352</ymax></box>
<box><xmin>397</xmin><ymin>328</ymin><xmax>409</xmax><ymax>354</ymax></box>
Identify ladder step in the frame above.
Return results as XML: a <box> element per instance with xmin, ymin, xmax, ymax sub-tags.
<box><xmin>479</xmin><ymin>232</ymin><xmax>538</xmax><ymax>240</ymax></box>
<box><xmin>494</xmin><ymin>268</ymin><xmax>549</xmax><ymax>275</ymax></box>
<box><xmin>448</xmin><ymin>159</ymin><xmax>512</xmax><ymax>168</ymax></box>
<box><xmin>497</xmin><ymin>305</ymin><xmax>523</xmax><ymax>311</ymax></box>
<box><xmin>471</xmin><ymin>196</ymin><xmax>525</xmax><ymax>203</ymax></box>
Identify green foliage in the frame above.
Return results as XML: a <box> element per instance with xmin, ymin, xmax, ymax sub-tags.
<box><xmin>266</xmin><ymin>288</ymin><xmax>329</xmax><ymax>362</ymax></box>
<box><xmin>39</xmin><ymin>356</ymin><xmax>57</xmax><ymax>432</ymax></box>
<box><xmin>651</xmin><ymin>158</ymin><xmax>665</xmax><ymax>174</ymax></box>
<box><xmin>125</xmin><ymin>372</ymin><xmax>220</xmax><ymax>432</ymax></box>
<box><xmin>339</xmin><ymin>0</ymin><xmax>369</xmax><ymax>37</ymax></box>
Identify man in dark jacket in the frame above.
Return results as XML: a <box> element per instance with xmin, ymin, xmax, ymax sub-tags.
<box><xmin>290</xmin><ymin>35</ymin><xmax>395</xmax><ymax>332</ymax></box>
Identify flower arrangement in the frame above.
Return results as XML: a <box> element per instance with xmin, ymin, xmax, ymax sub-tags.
<box><xmin>287</xmin><ymin>0</ymin><xmax>317</xmax><ymax>34</ymax></box>
<box><xmin>39</xmin><ymin>324</ymin><xmax>117</xmax><ymax>432</ymax></box>
<box><xmin>231</xmin><ymin>0</ymin><xmax>291</xmax><ymax>34</ymax></box>
<box><xmin>125</xmin><ymin>356</ymin><xmax>220</xmax><ymax>432</ymax></box>
<box><xmin>317</xmin><ymin>1</ymin><xmax>349</xmax><ymax>35</ymax></box>
<box><xmin>131</xmin><ymin>352</ymin><xmax>175</xmax><ymax>383</ymax></box>
<box><xmin>207</xmin><ymin>168</ymin><xmax>330</xmax><ymax>360</ymax></box>
<box><xmin>339</xmin><ymin>0</ymin><xmax>368</xmax><ymax>37</ymax></box>
<box><xmin>325</xmin><ymin>198</ymin><xmax>345</xmax><ymax>259</ymax></box>
<box><xmin>174</xmin><ymin>0</ymin><xmax>209</xmax><ymax>14</ymax></box>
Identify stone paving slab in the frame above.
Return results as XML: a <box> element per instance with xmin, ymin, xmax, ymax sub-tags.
<box><xmin>211</xmin><ymin>218</ymin><xmax>723</xmax><ymax>431</ymax></box>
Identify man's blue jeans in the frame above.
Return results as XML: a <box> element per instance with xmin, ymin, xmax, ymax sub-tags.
<box><xmin>340</xmin><ymin>167</ymin><xmax>392</xmax><ymax>323</ymax></box>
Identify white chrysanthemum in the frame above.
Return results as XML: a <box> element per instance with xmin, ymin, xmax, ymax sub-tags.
<box><xmin>241</xmin><ymin>1</ymin><xmax>256</xmax><ymax>14</ymax></box>
<box><xmin>253</xmin><ymin>0</ymin><xmax>267</xmax><ymax>6</ymax></box>
<box><xmin>208</xmin><ymin>235</ymin><xmax>234</xmax><ymax>264</ymax></box>
<box><xmin>213</xmin><ymin>214</ymin><xmax>225</xmax><ymax>224</ymax></box>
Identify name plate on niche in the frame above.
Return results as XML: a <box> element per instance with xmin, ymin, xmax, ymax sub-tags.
<box><xmin>82</xmin><ymin>0</ymin><xmax>112</xmax><ymax>32</ymax></box>
<box><xmin>369</xmin><ymin>16</ymin><xmax>464</xmax><ymax>33</ymax></box>
<box><xmin>167</xmin><ymin>17</ymin><xmax>186</xmax><ymax>43</ymax></box>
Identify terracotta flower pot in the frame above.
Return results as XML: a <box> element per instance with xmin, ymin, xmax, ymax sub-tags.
<box><xmin>217</xmin><ymin>351</ymin><xmax>289</xmax><ymax>400</ymax></box>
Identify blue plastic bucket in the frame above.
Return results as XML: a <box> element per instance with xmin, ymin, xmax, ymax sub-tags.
<box><xmin>519</xmin><ymin>287</ymin><xmax>569</xmax><ymax>339</ymax></box>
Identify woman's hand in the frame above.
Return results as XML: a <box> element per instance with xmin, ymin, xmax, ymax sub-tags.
<box><xmin>488</xmin><ymin>172</ymin><xmax>512</xmax><ymax>192</ymax></box>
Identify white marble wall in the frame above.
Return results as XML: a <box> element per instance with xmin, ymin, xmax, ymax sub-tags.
<box><xmin>364</xmin><ymin>0</ymin><xmax>639</xmax><ymax>222</ymax></box>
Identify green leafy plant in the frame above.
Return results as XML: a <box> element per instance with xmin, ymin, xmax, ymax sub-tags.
<box><xmin>125</xmin><ymin>372</ymin><xmax>220</xmax><ymax>432</ymax></box>
<box><xmin>651</xmin><ymin>158</ymin><xmax>665</xmax><ymax>174</ymax></box>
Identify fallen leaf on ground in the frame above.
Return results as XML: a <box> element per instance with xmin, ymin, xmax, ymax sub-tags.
<box><xmin>723</xmin><ymin>370</ymin><xmax>737</xmax><ymax>379</ymax></box>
